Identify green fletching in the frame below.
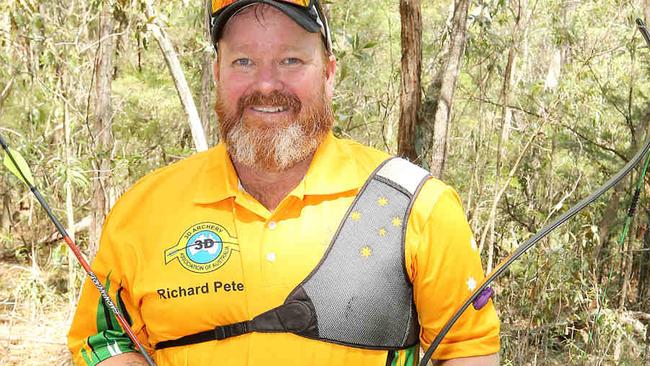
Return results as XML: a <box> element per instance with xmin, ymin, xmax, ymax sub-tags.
<box><xmin>3</xmin><ymin>148</ymin><xmax>34</xmax><ymax>186</ymax></box>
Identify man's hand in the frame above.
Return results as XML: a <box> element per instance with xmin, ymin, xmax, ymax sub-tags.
<box><xmin>96</xmin><ymin>352</ymin><xmax>149</xmax><ymax>366</ymax></box>
<box><xmin>433</xmin><ymin>353</ymin><xmax>499</xmax><ymax>366</ymax></box>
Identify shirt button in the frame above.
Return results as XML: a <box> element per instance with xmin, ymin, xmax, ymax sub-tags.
<box><xmin>268</xmin><ymin>221</ymin><xmax>277</xmax><ymax>230</ymax></box>
<box><xmin>266</xmin><ymin>252</ymin><xmax>276</xmax><ymax>262</ymax></box>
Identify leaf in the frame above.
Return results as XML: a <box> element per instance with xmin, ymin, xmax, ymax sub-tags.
<box><xmin>363</xmin><ymin>41</ymin><xmax>378</xmax><ymax>49</ymax></box>
<box><xmin>3</xmin><ymin>148</ymin><xmax>34</xmax><ymax>186</ymax></box>
<box><xmin>69</xmin><ymin>168</ymin><xmax>90</xmax><ymax>189</ymax></box>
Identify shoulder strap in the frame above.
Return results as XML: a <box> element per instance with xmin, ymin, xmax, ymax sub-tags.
<box><xmin>375</xmin><ymin>157</ymin><xmax>431</xmax><ymax>195</ymax></box>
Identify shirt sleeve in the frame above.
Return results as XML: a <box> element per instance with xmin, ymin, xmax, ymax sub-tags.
<box><xmin>67</xmin><ymin>207</ymin><xmax>151</xmax><ymax>366</ymax></box>
<box><xmin>406</xmin><ymin>182</ymin><xmax>500</xmax><ymax>360</ymax></box>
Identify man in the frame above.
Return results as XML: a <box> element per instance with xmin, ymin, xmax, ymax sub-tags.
<box><xmin>68</xmin><ymin>1</ymin><xmax>500</xmax><ymax>365</ymax></box>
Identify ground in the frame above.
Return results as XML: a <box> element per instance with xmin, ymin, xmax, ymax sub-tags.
<box><xmin>0</xmin><ymin>262</ymin><xmax>72</xmax><ymax>366</ymax></box>
<box><xmin>0</xmin><ymin>260</ymin><xmax>647</xmax><ymax>366</ymax></box>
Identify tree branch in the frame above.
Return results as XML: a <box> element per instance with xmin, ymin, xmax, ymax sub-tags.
<box><xmin>0</xmin><ymin>77</ymin><xmax>14</xmax><ymax>111</ymax></box>
<box><xmin>560</xmin><ymin>122</ymin><xmax>628</xmax><ymax>162</ymax></box>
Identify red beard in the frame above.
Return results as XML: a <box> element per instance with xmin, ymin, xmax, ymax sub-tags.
<box><xmin>215</xmin><ymin>87</ymin><xmax>333</xmax><ymax>172</ymax></box>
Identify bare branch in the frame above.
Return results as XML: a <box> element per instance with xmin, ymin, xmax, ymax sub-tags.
<box><xmin>560</xmin><ymin>122</ymin><xmax>628</xmax><ymax>162</ymax></box>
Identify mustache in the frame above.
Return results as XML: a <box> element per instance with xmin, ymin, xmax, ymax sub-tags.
<box><xmin>237</xmin><ymin>90</ymin><xmax>302</xmax><ymax>115</ymax></box>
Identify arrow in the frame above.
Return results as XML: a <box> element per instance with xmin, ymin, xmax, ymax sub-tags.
<box><xmin>0</xmin><ymin>134</ymin><xmax>157</xmax><ymax>366</ymax></box>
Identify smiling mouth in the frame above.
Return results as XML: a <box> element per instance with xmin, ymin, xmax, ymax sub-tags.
<box><xmin>250</xmin><ymin>106</ymin><xmax>289</xmax><ymax>113</ymax></box>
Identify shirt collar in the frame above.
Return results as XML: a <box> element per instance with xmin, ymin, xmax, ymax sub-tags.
<box><xmin>192</xmin><ymin>132</ymin><xmax>367</xmax><ymax>204</ymax></box>
<box><xmin>192</xmin><ymin>143</ymin><xmax>239</xmax><ymax>204</ymax></box>
<box><xmin>299</xmin><ymin>131</ymin><xmax>366</xmax><ymax>196</ymax></box>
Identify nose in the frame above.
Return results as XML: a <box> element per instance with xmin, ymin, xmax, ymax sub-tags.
<box><xmin>252</xmin><ymin>63</ymin><xmax>284</xmax><ymax>95</ymax></box>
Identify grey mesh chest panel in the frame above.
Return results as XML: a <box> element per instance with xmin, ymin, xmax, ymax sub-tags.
<box><xmin>284</xmin><ymin>157</ymin><xmax>430</xmax><ymax>349</ymax></box>
<box><xmin>154</xmin><ymin>157</ymin><xmax>432</xmax><ymax>351</ymax></box>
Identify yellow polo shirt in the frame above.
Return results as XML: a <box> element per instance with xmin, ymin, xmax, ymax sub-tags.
<box><xmin>68</xmin><ymin>133</ymin><xmax>499</xmax><ymax>365</ymax></box>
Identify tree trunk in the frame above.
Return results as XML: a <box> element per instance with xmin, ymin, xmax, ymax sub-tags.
<box><xmin>640</xmin><ymin>211</ymin><xmax>650</xmax><ymax>308</ymax></box>
<box><xmin>0</xmin><ymin>79</ymin><xmax>12</xmax><ymax>233</ymax></box>
<box><xmin>619</xmin><ymin>231</ymin><xmax>635</xmax><ymax>309</ymax></box>
<box><xmin>0</xmin><ymin>183</ymin><xmax>10</xmax><ymax>232</ymax></box>
<box><xmin>200</xmin><ymin>53</ymin><xmax>215</xmax><ymax>145</ymax></box>
<box><xmin>200</xmin><ymin>7</ymin><xmax>216</xmax><ymax>145</ymax></box>
<box><xmin>593</xmin><ymin>184</ymin><xmax>624</xmax><ymax>280</ymax></box>
<box><xmin>646</xmin><ymin>325</ymin><xmax>650</xmax><ymax>366</ymax></box>
<box><xmin>144</xmin><ymin>0</ymin><xmax>208</xmax><ymax>152</ymax></box>
<box><xmin>0</xmin><ymin>77</ymin><xmax>13</xmax><ymax>111</ymax></box>
<box><xmin>63</xmin><ymin>78</ymin><xmax>77</xmax><ymax>306</ymax></box>
<box><xmin>1</xmin><ymin>11</ymin><xmax>9</xmax><ymax>57</ymax></box>
<box><xmin>543</xmin><ymin>49</ymin><xmax>562</xmax><ymax>91</ymax></box>
<box><xmin>54</xmin><ymin>56</ymin><xmax>79</xmax><ymax>305</ymax></box>
<box><xmin>90</xmin><ymin>2</ymin><xmax>115</xmax><ymax>258</ymax></box>
<box><xmin>429</xmin><ymin>0</ymin><xmax>470</xmax><ymax>178</ymax></box>
<box><xmin>479</xmin><ymin>0</ymin><xmax>526</xmax><ymax>271</ymax></box>
<box><xmin>642</xmin><ymin>94</ymin><xmax>650</xmax><ymax>365</ymax></box>
<box><xmin>495</xmin><ymin>15</ymin><xmax>521</xmax><ymax>174</ymax></box>
<box><xmin>478</xmin><ymin>118</ymin><xmax>546</xmax><ymax>272</ymax></box>
<box><xmin>614</xmin><ymin>228</ymin><xmax>635</xmax><ymax>363</ymax></box>
<box><xmin>397</xmin><ymin>0</ymin><xmax>422</xmax><ymax>164</ymax></box>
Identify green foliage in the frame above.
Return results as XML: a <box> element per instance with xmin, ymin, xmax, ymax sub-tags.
<box><xmin>1</xmin><ymin>0</ymin><xmax>650</xmax><ymax>364</ymax></box>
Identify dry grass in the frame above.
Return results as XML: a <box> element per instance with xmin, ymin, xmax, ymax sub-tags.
<box><xmin>0</xmin><ymin>257</ymin><xmax>647</xmax><ymax>366</ymax></box>
<box><xmin>0</xmin><ymin>262</ymin><xmax>73</xmax><ymax>366</ymax></box>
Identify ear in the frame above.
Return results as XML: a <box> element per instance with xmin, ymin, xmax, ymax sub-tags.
<box><xmin>324</xmin><ymin>54</ymin><xmax>337</xmax><ymax>99</ymax></box>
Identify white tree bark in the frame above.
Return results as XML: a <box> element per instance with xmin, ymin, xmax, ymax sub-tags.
<box><xmin>544</xmin><ymin>49</ymin><xmax>562</xmax><ymax>91</ymax></box>
<box><xmin>90</xmin><ymin>2</ymin><xmax>115</xmax><ymax>258</ymax></box>
<box><xmin>144</xmin><ymin>1</ymin><xmax>208</xmax><ymax>152</ymax></box>
<box><xmin>63</xmin><ymin>86</ymin><xmax>77</xmax><ymax>306</ymax></box>
<box><xmin>429</xmin><ymin>0</ymin><xmax>470</xmax><ymax>178</ymax></box>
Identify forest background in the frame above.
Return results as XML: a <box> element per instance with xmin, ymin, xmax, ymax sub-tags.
<box><xmin>1</xmin><ymin>0</ymin><xmax>649</xmax><ymax>365</ymax></box>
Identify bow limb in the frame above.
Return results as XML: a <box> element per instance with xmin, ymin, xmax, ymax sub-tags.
<box><xmin>420</xmin><ymin>19</ymin><xmax>650</xmax><ymax>365</ymax></box>
<box><xmin>420</xmin><ymin>131</ymin><xmax>650</xmax><ymax>364</ymax></box>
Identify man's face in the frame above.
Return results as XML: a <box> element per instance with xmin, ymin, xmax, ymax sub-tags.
<box><xmin>214</xmin><ymin>5</ymin><xmax>337</xmax><ymax>172</ymax></box>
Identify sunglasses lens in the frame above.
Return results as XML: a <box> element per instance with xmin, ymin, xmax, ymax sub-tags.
<box><xmin>212</xmin><ymin>0</ymin><xmax>310</xmax><ymax>14</ymax></box>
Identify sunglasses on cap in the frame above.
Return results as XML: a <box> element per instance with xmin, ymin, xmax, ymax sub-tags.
<box><xmin>208</xmin><ymin>0</ymin><xmax>333</xmax><ymax>54</ymax></box>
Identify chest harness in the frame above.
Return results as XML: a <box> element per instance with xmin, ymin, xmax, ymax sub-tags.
<box><xmin>156</xmin><ymin>157</ymin><xmax>431</xmax><ymax>351</ymax></box>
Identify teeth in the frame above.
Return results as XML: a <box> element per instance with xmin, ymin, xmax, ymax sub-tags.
<box><xmin>252</xmin><ymin>106</ymin><xmax>287</xmax><ymax>113</ymax></box>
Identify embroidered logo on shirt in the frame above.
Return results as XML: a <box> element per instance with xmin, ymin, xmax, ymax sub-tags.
<box><xmin>164</xmin><ymin>222</ymin><xmax>239</xmax><ymax>274</ymax></box>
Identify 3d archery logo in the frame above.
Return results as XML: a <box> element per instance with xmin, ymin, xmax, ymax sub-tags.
<box><xmin>164</xmin><ymin>222</ymin><xmax>239</xmax><ymax>274</ymax></box>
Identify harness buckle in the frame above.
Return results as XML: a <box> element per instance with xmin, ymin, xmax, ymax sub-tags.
<box><xmin>214</xmin><ymin>321</ymin><xmax>250</xmax><ymax>340</ymax></box>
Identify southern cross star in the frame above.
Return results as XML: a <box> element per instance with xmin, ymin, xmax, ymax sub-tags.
<box><xmin>466</xmin><ymin>276</ymin><xmax>477</xmax><ymax>291</ymax></box>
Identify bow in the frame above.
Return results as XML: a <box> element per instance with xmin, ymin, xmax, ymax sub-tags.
<box><xmin>420</xmin><ymin>18</ymin><xmax>650</xmax><ymax>365</ymax></box>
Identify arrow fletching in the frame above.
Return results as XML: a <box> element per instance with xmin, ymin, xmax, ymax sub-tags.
<box><xmin>3</xmin><ymin>147</ymin><xmax>35</xmax><ymax>186</ymax></box>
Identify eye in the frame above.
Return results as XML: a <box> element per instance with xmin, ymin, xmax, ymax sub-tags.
<box><xmin>233</xmin><ymin>58</ymin><xmax>252</xmax><ymax>67</ymax></box>
<box><xmin>281</xmin><ymin>57</ymin><xmax>302</xmax><ymax>66</ymax></box>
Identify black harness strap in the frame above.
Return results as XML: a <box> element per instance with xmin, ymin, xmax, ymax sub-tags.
<box><xmin>156</xmin><ymin>320</ymin><xmax>252</xmax><ymax>349</ymax></box>
<box><xmin>155</xmin><ymin>293</ymin><xmax>317</xmax><ymax>350</ymax></box>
